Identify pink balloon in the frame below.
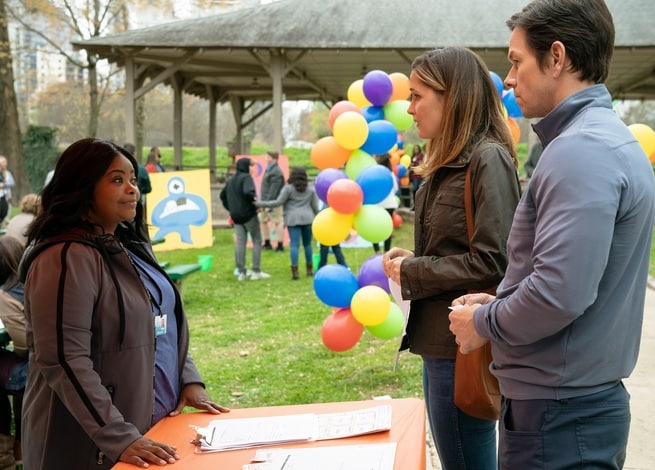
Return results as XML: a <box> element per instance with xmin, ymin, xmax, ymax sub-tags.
<box><xmin>328</xmin><ymin>101</ymin><xmax>361</xmax><ymax>130</ymax></box>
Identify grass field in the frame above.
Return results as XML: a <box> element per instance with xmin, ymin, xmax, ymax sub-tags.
<box><xmin>158</xmin><ymin>221</ymin><xmax>425</xmax><ymax>410</ymax></box>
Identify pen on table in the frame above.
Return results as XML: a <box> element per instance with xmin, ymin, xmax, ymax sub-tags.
<box><xmin>280</xmin><ymin>454</ymin><xmax>290</xmax><ymax>470</ymax></box>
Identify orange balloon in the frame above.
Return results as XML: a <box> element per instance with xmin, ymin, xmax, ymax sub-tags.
<box><xmin>507</xmin><ymin>117</ymin><xmax>520</xmax><ymax>144</ymax></box>
<box><xmin>328</xmin><ymin>100</ymin><xmax>361</xmax><ymax>130</ymax></box>
<box><xmin>310</xmin><ymin>136</ymin><xmax>351</xmax><ymax>170</ymax></box>
<box><xmin>389</xmin><ymin>72</ymin><xmax>411</xmax><ymax>101</ymax></box>
<box><xmin>400</xmin><ymin>176</ymin><xmax>410</xmax><ymax>186</ymax></box>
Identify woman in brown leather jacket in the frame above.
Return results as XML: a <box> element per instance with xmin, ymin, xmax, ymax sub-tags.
<box><xmin>383</xmin><ymin>48</ymin><xmax>520</xmax><ymax>470</ymax></box>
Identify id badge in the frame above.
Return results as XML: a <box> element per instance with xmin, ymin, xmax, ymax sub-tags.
<box><xmin>155</xmin><ymin>314</ymin><xmax>168</xmax><ymax>336</ymax></box>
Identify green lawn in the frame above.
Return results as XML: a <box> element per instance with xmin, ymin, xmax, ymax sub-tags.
<box><xmin>159</xmin><ymin>221</ymin><xmax>424</xmax><ymax>410</ymax></box>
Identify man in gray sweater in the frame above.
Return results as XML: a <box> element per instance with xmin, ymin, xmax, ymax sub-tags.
<box><xmin>449</xmin><ymin>1</ymin><xmax>655</xmax><ymax>468</ymax></box>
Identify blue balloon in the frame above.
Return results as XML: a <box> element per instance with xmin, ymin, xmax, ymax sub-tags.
<box><xmin>489</xmin><ymin>71</ymin><xmax>505</xmax><ymax>96</ymax></box>
<box><xmin>356</xmin><ymin>164</ymin><xmax>394</xmax><ymax>204</ymax></box>
<box><xmin>313</xmin><ymin>264</ymin><xmax>360</xmax><ymax>308</ymax></box>
<box><xmin>502</xmin><ymin>89</ymin><xmax>523</xmax><ymax>118</ymax></box>
<box><xmin>397</xmin><ymin>164</ymin><xmax>407</xmax><ymax>178</ymax></box>
<box><xmin>361</xmin><ymin>105</ymin><xmax>385</xmax><ymax>123</ymax></box>
<box><xmin>315</xmin><ymin>168</ymin><xmax>348</xmax><ymax>203</ymax></box>
<box><xmin>360</xmin><ymin>120</ymin><xmax>398</xmax><ymax>155</ymax></box>
<box><xmin>357</xmin><ymin>254</ymin><xmax>390</xmax><ymax>293</ymax></box>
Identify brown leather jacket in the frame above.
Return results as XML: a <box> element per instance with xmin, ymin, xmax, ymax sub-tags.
<box><xmin>400</xmin><ymin>141</ymin><xmax>520</xmax><ymax>358</ymax></box>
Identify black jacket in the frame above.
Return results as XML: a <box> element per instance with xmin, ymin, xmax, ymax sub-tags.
<box><xmin>220</xmin><ymin>158</ymin><xmax>257</xmax><ymax>224</ymax></box>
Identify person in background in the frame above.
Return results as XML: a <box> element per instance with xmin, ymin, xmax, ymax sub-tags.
<box><xmin>0</xmin><ymin>236</ymin><xmax>29</xmax><ymax>468</ymax></box>
<box><xmin>449</xmin><ymin>1</ymin><xmax>655</xmax><ymax>468</ymax></box>
<box><xmin>20</xmin><ymin>138</ymin><xmax>229</xmax><ymax>469</ymax></box>
<box><xmin>5</xmin><ymin>193</ymin><xmax>41</xmax><ymax>245</ymax></box>
<box><xmin>523</xmin><ymin>139</ymin><xmax>542</xmax><ymax>179</ymax></box>
<box><xmin>0</xmin><ymin>157</ymin><xmax>15</xmax><ymax>224</ymax></box>
<box><xmin>259</xmin><ymin>150</ymin><xmax>286</xmax><ymax>252</ymax></box>
<box><xmin>123</xmin><ymin>143</ymin><xmax>152</xmax><ymax>206</ymax></box>
<box><xmin>409</xmin><ymin>144</ymin><xmax>425</xmax><ymax>207</ymax></box>
<box><xmin>257</xmin><ymin>166</ymin><xmax>319</xmax><ymax>280</ymax></box>
<box><xmin>318</xmin><ymin>243</ymin><xmax>348</xmax><ymax>270</ymax></box>
<box><xmin>372</xmin><ymin>153</ymin><xmax>399</xmax><ymax>255</ymax></box>
<box><xmin>145</xmin><ymin>146</ymin><xmax>165</xmax><ymax>173</ymax></box>
<box><xmin>221</xmin><ymin>158</ymin><xmax>270</xmax><ymax>281</ymax></box>
<box><xmin>383</xmin><ymin>47</ymin><xmax>521</xmax><ymax>469</ymax></box>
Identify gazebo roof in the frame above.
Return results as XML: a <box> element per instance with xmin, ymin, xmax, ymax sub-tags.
<box><xmin>74</xmin><ymin>0</ymin><xmax>655</xmax><ymax>102</ymax></box>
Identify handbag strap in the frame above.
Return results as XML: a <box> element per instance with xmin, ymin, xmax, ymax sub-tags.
<box><xmin>464</xmin><ymin>162</ymin><xmax>475</xmax><ymax>254</ymax></box>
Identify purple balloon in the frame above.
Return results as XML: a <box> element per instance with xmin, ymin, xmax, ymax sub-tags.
<box><xmin>315</xmin><ymin>168</ymin><xmax>348</xmax><ymax>203</ymax></box>
<box><xmin>362</xmin><ymin>70</ymin><xmax>393</xmax><ymax>106</ymax></box>
<box><xmin>357</xmin><ymin>254</ymin><xmax>390</xmax><ymax>293</ymax></box>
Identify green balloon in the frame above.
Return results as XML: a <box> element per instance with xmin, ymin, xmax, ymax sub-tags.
<box><xmin>383</xmin><ymin>100</ymin><xmax>413</xmax><ymax>131</ymax></box>
<box><xmin>367</xmin><ymin>303</ymin><xmax>405</xmax><ymax>339</ymax></box>
<box><xmin>354</xmin><ymin>205</ymin><xmax>393</xmax><ymax>243</ymax></box>
<box><xmin>345</xmin><ymin>149</ymin><xmax>376</xmax><ymax>180</ymax></box>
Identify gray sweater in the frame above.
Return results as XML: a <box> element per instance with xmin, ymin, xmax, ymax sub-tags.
<box><xmin>257</xmin><ymin>184</ymin><xmax>319</xmax><ymax>226</ymax></box>
<box><xmin>474</xmin><ymin>84</ymin><xmax>655</xmax><ymax>400</ymax></box>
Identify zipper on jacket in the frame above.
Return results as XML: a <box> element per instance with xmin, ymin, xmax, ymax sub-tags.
<box><xmin>97</xmin><ymin>450</ymin><xmax>104</xmax><ymax>464</ymax></box>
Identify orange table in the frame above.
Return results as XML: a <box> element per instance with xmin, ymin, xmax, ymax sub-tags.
<box><xmin>113</xmin><ymin>398</ymin><xmax>426</xmax><ymax>469</ymax></box>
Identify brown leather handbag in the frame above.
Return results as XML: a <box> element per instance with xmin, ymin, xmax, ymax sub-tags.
<box><xmin>453</xmin><ymin>162</ymin><xmax>501</xmax><ymax>421</ymax></box>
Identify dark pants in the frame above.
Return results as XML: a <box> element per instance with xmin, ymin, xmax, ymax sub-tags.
<box><xmin>318</xmin><ymin>244</ymin><xmax>347</xmax><ymax>268</ymax></box>
<box><xmin>499</xmin><ymin>382</ymin><xmax>630</xmax><ymax>469</ymax></box>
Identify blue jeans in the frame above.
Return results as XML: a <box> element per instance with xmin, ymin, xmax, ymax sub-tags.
<box><xmin>287</xmin><ymin>224</ymin><xmax>313</xmax><ymax>266</ymax></box>
<box><xmin>234</xmin><ymin>215</ymin><xmax>262</xmax><ymax>273</ymax></box>
<box><xmin>423</xmin><ymin>357</ymin><xmax>497</xmax><ymax>470</ymax></box>
<box><xmin>499</xmin><ymin>382</ymin><xmax>630</xmax><ymax>469</ymax></box>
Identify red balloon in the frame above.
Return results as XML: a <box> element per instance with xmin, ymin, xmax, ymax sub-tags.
<box><xmin>392</xmin><ymin>211</ymin><xmax>403</xmax><ymax>228</ymax></box>
<box><xmin>327</xmin><ymin>179</ymin><xmax>364</xmax><ymax>214</ymax></box>
<box><xmin>328</xmin><ymin>101</ymin><xmax>361</xmax><ymax>130</ymax></box>
<box><xmin>321</xmin><ymin>308</ymin><xmax>364</xmax><ymax>352</ymax></box>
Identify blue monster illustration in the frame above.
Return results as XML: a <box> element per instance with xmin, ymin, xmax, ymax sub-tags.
<box><xmin>150</xmin><ymin>176</ymin><xmax>208</xmax><ymax>244</ymax></box>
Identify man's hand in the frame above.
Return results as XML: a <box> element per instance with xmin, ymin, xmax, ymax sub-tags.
<box><xmin>448</xmin><ymin>304</ymin><xmax>487</xmax><ymax>353</ymax></box>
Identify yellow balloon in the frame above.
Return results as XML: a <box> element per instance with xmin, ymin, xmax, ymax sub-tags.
<box><xmin>312</xmin><ymin>208</ymin><xmax>353</xmax><ymax>246</ymax></box>
<box><xmin>347</xmin><ymin>79</ymin><xmax>372</xmax><ymax>108</ymax></box>
<box><xmin>400</xmin><ymin>155</ymin><xmax>411</xmax><ymax>167</ymax></box>
<box><xmin>628</xmin><ymin>123</ymin><xmax>655</xmax><ymax>158</ymax></box>
<box><xmin>350</xmin><ymin>285</ymin><xmax>391</xmax><ymax>326</ymax></box>
<box><xmin>333</xmin><ymin>111</ymin><xmax>369</xmax><ymax>150</ymax></box>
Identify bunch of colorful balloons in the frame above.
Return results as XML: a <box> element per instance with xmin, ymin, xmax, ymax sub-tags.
<box><xmin>314</xmin><ymin>255</ymin><xmax>405</xmax><ymax>352</ymax></box>
<box><xmin>489</xmin><ymin>71</ymin><xmax>523</xmax><ymax>144</ymax></box>
<box><xmin>310</xmin><ymin>70</ymin><xmax>412</xmax><ymax>247</ymax></box>
<box><xmin>309</xmin><ymin>69</ymin><xmax>413</xmax><ymax>351</ymax></box>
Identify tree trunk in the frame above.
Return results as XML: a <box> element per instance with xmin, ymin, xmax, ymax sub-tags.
<box><xmin>0</xmin><ymin>0</ymin><xmax>28</xmax><ymax>198</ymax></box>
<box><xmin>87</xmin><ymin>54</ymin><xmax>99</xmax><ymax>137</ymax></box>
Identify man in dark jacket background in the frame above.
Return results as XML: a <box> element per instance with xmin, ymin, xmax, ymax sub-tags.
<box><xmin>259</xmin><ymin>150</ymin><xmax>286</xmax><ymax>252</ymax></box>
<box><xmin>220</xmin><ymin>158</ymin><xmax>269</xmax><ymax>281</ymax></box>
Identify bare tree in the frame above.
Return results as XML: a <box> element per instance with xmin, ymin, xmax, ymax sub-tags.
<box><xmin>6</xmin><ymin>0</ymin><xmax>176</xmax><ymax>138</ymax></box>
<box><xmin>0</xmin><ymin>0</ymin><xmax>27</xmax><ymax>197</ymax></box>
